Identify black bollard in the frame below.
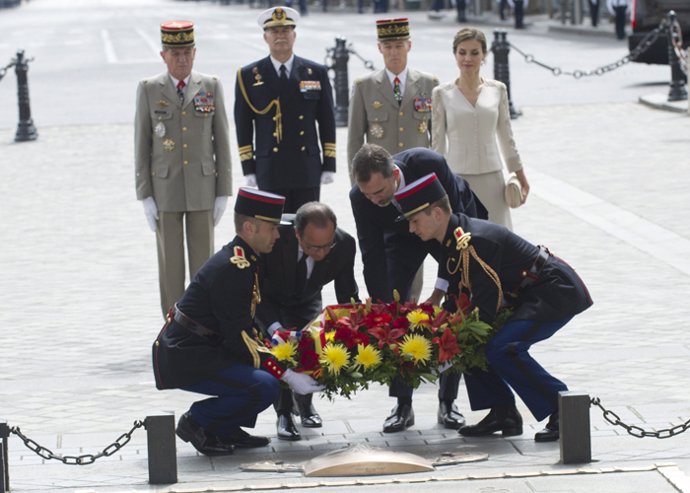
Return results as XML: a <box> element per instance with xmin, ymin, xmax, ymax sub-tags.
<box><xmin>491</xmin><ymin>31</ymin><xmax>521</xmax><ymax>119</ymax></box>
<box><xmin>332</xmin><ymin>37</ymin><xmax>350</xmax><ymax>128</ymax></box>
<box><xmin>146</xmin><ymin>415</ymin><xmax>177</xmax><ymax>485</ymax></box>
<box><xmin>666</xmin><ymin>11</ymin><xmax>688</xmax><ymax>102</ymax></box>
<box><xmin>559</xmin><ymin>392</ymin><xmax>592</xmax><ymax>464</ymax></box>
<box><xmin>0</xmin><ymin>421</ymin><xmax>9</xmax><ymax>493</ymax></box>
<box><xmin>13</xmin><ymin>50</ymin><xmax>38</xmax><ymax>142</ymax></box>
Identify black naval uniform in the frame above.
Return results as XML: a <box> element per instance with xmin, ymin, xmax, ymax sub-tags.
<box><xmin>440</xmin><ymin>213</ymin><xmax>593</xmax><ymax>421</ymax></box>
<box><xmin>350</xmin><ymin>147</ymin><xmax>487</xmax><ymax>415</ymax></box>
<box><xmin>234</xmin><ymin>56</ymin><xmax>336</xmax><ymax>213</ymax></box>
<box><xmin>153</xmin><ymin>236</ymin><xmax>281</xmax><ymax>439</ymax></box>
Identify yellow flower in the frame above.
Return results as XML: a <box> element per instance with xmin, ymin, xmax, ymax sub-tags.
<box><xmin>324</xmin><ymin>331</ymin><xmax>335</xmax><ymax>343</ymax></box>
<box><xmin>319</xmin><ymin>343</ymin><xmax>350</xmax><ymax>375</ymax></box>
<box><xmin>271</xmin><ymin>340</ymin><xmax>297</xmax><ymax>363</ymax></box>
<box><xmin>407</xmin><ymin>309</ymin><xmax>431</xmax><ymax>330</ymax></box>
<box><xmin>353</xmin><ymin>344</ymin><xmax>382</xmax><ymax>371</ymax></box>
<box><xmin>400</xmin><ymin>334</ymin><xmax>432</xmax><ymax>365</ymax></box>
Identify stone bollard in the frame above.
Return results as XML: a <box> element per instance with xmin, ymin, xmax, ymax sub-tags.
<box><xmin>491</xmin><ymin>31</ymin><xmax>521</xmax><ymax>119</ymax></box>
<box><xmin>13</xmin><ymin>50</ymin><xmax>38</xmax><ymax>142</ymax></box>
<box><xmin>146</xmin><ymin>414</ymin><xmax>177</xmax><ymax>485</ymax></box>
<box><xmin>666</xmin><ymin>11</ymin><xmax>688</xmax><ymax>102</ymax></box>
<box><xmin>0</xmin><ymin>421</ymin><xmax>9</xmax><ymax>493</ymax></box>
<box><xmin>559</xmin><ymin>392</ymin><xmax>592</xmax><ymax>464</ymax></box>
<box><xmin>332</xmin><ymin>37</ymin><xmax>350</xmax><ymax>128</ymax></box>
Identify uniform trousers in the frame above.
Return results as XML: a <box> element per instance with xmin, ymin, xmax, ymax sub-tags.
<box><xmin>464</xmin><ymin>318</ymin><xmax>571</xmax><ymax>421</ymax></box>
<box><xmin>265</xmin><ymin>186</ymin><xmax>320</xmax><ymax>214</ymax></box>
<box><xmin>613</xmin><ymin>6</ymin><xmax>627</xmax><ymax>39</ymax></box>
<box><xmin>390</xmin><ymin>372</ymin><xmax>461</xmax><ymax>402</ymax></box>
<box><xmin>156</xmin><ymin>210</ymin><xmax>213</xmax><ymax>318</ymax></box>
<box><xmin>182</xmin><ymin>364</ymin><xmax>280</xmax><ymax>439</ymax></box>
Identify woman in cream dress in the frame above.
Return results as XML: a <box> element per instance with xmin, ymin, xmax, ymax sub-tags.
<box><xmin>432</xmin><ymin>27</ymin><xmax>529</xmax><ymax>230</ymax></box>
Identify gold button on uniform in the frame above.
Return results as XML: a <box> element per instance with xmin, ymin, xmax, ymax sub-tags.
<box><xmin>299</xmin><ymin>131</ymin><xmax>304</xmax><ymax>135</ymax></box>
<box><xmin>398</xmin><ymin>142</ymin><xmax>404</xmax><ymax>148</ymax></box>
<box><xmin>273</xmin><ymin>147</ymin><xmax>278</xmax><ymax>152</ymax></box>
<box><xmin>399</xmin><ymin>127</ymin><xmax>404</xmax><ymax>132</ymax></box>
<box><xmin>301</xmin><ymin>146</ymin><xmax>306</xmax><ymax>151</ymax></box>
<box><xmin>182</xmin><ymin>126</ymin><xmax>188</xmax><ymax>132</ymax></box>
<box><xmin>399</xmin><ymin>111</ymin><xmax>404</xmax><ymax>116</ymax></box>
<box><xmin>181</xmin><ymin>111</ymin><xmax>187</xmax><ymax>116</ymax></box>
<box><xmin>298</xmin><ymin>115</ymin><xmax>304</xmax><ymax>120</ymax></box>
<box><xmin>184</xmin><ymin>160</ymin><xmax>189</xmax><ymax>165</ymax></box>
<box><xmin>183</xmin><ymin>143</ymin><xmax>188</xmax><ymax>148</ymax></box>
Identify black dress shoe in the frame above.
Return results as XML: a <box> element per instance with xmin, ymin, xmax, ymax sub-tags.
<box><xmin>224</xmin><ymin>427</ymin><xmax>271</xmax><ymax>448</ymax></box>
<box><xmin>295</xmin><ymin>393</ymin><xmax>322</xmax><ymax>428</ymax></box>
<box><xmin>534</xmin><ymin>413</ymin><xmax>559</xmax><ymax>442</ymax></box>
<box><xmin>382</xmin><ymin>403</ymin><xmax>415</xmax><ymax>433</ymax></box>
<box><xmin>277</xmin><ymin>412</ymin><xmax>301</xmax><ymax>441</ymax></box>
<box><xmin>176</xmin><ymin>412</ymin><xmax>234</xmax><ymax>456</ymax></box>
<box><xmin>437</xmin><ymin>401</ymin><xmax>466</xmax><ymax>430</ymax></box>
<box><xmin>459</xmin><ymin>404</ymin><xmax>523</xmax><ymax>437</ymax></box>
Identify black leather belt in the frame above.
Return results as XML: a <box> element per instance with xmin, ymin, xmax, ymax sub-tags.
<box><xmin>518</xmin><ymin>245</ymin><xmax>550</xmax><ymax>290</ymax></box>
<box><xmin>172</xmin><ymin>304</ymin><xmax>217</xmax><ymax>338</ymax></box>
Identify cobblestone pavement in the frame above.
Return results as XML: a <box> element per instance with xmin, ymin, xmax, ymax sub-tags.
<box><xmin>2</xmin><ymin>98</ymin><xmax>690</xmax><ymax>491</ymax></box>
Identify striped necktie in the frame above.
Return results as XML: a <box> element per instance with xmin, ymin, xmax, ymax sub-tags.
<box><xmin>393</xmin><ymin>76</ymin><xmax>402</xmax><ymax>105</ymax></box>
<box><xmin>176</xmin><ymin>80</ymin><xmax>185</xmax><ymax>104</ymax></box>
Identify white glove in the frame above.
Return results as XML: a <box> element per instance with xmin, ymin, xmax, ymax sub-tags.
<box><xmin>281</xmin><ymin>368</ymin><xmax>325</xmax><ymax>395</ymax></box>
<box><xmin>245</xmin><ymin>174</ymin><xmax>257</xmax><ymax>187</ymax></box>
<box><xmin>213</xmin><ymin>196</ymin><xmax>229</xmax><ymax>227</ymax></box>
<box><xmin>320</xmin><ymin>171</ymin><xmax>335</xmax><ymax>184</ymax></box>
<box><xmin>141</xmin><ymin>197</ymin><xmax>158</xmax><ymax>232</ymax></box>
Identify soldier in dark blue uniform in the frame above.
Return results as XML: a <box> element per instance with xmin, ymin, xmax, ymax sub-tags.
<box><xmin>255</xmin><ymin>202</ymin><xmax>360</xmax><ymax>440</ymax></box>
<box><xmin>394</xmin><ymin>173</ymin><xmax>593</xmax><ymax>442</ymax></box>
<box><xmin>350</xmin><ymin>143</ymin><xmax>487</xmax><ymax>434</ymax></box>
<box><xmin>234</xmin><ymin>7</ymin><xmax>336</xmax><ymax>213</ymax></box>
<box><xmin>152</xmin><ymin>188</ymin><xmax>323</xmax><ymax>456</ymax></box>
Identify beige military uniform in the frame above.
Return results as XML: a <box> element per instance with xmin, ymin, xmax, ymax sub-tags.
<box><xmin>134</xmin><ymin>70</ymin><xmax>232</xmax><ymax>317</ymax></box>
<box><xmin>347</xmin><ymin>68</ymin><xmax>438</xmax><ymax>181</ymax></box>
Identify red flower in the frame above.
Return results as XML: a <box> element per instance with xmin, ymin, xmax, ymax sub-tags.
<box><xmin>299</xmin><ymin>349</ymin><xmax>320</xmax><ymax>371</ymax></box>
<box><xmin>432</xmin><ymin>327</ymin><xmax>462</xmax><ymax>362</ymax></box>
<box><xmin>368</xmin><ymin>324</ymin><xmax>406</xmax><ymax>349</ymax></box>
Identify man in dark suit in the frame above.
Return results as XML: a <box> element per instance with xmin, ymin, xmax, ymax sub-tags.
<box><xmin>349</xmin><ymin>143</ymin><xmax>487</xmax><ymax>434</ymax></box>
<box><xmin>234</xmin><ymin>6</ymin><xmax>336</xmax><ymax>213</ymax></box>
<box><xmin>255</xmin><ymin>202</ymin><xmax>360</xmax><ymax>440</ymax></box>
<box><xmin>152</xmin><ymin>188</ymin><xmax>323</xmax><ymax>456</ymax></box>
<box><xmin>394</xmin><ymin>172</ymin><xmax>593</xmax><ymax>442</ymax></box>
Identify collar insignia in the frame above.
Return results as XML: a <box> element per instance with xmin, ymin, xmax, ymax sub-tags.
<box><xmin>454</xmin><ymin>227</ymin><xmax>472</xmax><ymax>251</ymax></box>
<box><xmin>230</xmin><ymin>246</ymin><xmax>251</xmax><ymax>269</ymax></box>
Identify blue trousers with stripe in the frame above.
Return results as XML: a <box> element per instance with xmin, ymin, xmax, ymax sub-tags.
<box><xmin>464</xmin><ymin>318</ymin><xmax>571</xmax><ymax>421</ymax></box>
<box><xmin>182</xmin><ymin>364</ymin><xmax>280</xmax><ymax>439</ymax></box>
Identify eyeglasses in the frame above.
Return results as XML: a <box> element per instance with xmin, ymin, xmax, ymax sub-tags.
<box><xmin>302</xmin><ymin>240</ymin><xmax>337</xmax><ymax>253</ymax></box>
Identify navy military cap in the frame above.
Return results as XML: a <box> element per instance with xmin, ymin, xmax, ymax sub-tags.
<box><xmin>394</xmin><ymin>172</ymin><xmax>446</xmax><ymax>220</ymax></box>
<box><xmin>234</xmin><ymin>188</ymin><xmax>286</xmax><ymax>224</ymax></box>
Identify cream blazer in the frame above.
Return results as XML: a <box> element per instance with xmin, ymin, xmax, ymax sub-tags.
<box><xmin>431</xmin><ymin>79</ymin><xmax>522</xmax><ymax>175</ymax></box>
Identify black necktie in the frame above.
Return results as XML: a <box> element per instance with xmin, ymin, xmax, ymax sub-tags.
<box><xmin>279</xmin><ymin>64</ymin><xmax>288</xmax><ymax>83</ymax></box>
<box><xmin>295</xmin><ymin>253</ymin><xmax>307</xmax><ymax>292</ymax></box>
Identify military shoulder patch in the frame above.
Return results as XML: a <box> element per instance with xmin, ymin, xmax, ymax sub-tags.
<box><xmin>230</xmin><ymin>246</ymin><xmax>251</xmax><ymax>269</ymax></box>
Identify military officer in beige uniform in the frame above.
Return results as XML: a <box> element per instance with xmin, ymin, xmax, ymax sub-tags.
<box><xmin>135</xmin><ymin>21</ymin><xmax>233</xmax><ymax>318</ymax></box>
<box><xmin>347</xmin><ymin>18</ymin><xmax>438</xmax><ymax>184</ymax></box>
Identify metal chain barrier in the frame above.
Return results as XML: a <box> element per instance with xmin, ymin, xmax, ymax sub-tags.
<box><xmin>509</xmin><ymin>21</ymin><xmax>669</xmax><ymax>79</ymax></box>
<box><xmin>324</xmin><ymin>42</ymin><xmax>376</xmax><ymax>72</ymax></box>
<box><xmin>0</xmin><ymin>60</ymin><xmax>16</xmax><ymax>82</ymax></box>
<box><xmin>9</xmin><ymin>420</ymin><xmax>144</xmax><ymax>465</ymax></box>
<box><xmin>669</xmin><ymin>18</ymin><xmax>687</xmax><ymax>75</ymax></box>
<box><xmin>591</xmin><ymin>397</ymin><xmax>690</xmax><ymax>439</ymax></box>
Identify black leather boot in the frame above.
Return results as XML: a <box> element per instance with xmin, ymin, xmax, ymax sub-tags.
<box><xmin>459</xmin><ymin>404</ymin><xmax>523</xmax><ymax>437</ymax></box>
<box><xmin>294</xmin><ymin>393</ymin><xmax>322</xmax><ymax>428</ymax></box>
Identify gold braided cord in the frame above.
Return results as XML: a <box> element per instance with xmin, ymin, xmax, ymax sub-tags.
<box><xmin>241</xmin><ymin>331</ymin><xmax>261</xmax><ymax>368</ymax></box>
<box><xmin>251</xmin><ymin>271</ymin><xmax>261</xmax><ymax>318</ymax></box>
<box><xmin>457</xmin><ymin>246</ymin><xmax>503</xmax><ymax>316</ymax></box>
<box><xmin>236</xmin><ymin>68</ymin><xmax>282</xmax><ymax>143</ymax></box>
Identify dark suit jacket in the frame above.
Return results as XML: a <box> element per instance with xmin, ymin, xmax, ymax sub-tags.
<box><xmin>255</xmin><ymin>223</ymin><xmax>360</xmax><ymax>333</ymax></box>
<box><xmin>350</xmin><ymin>147</ymin><xmax>487</xmax><ymax>302</ymax></box>
<box><xmin>234</xmin><ymin>55</ymin><xmax>336</xmax><ymax>190</ymax></box>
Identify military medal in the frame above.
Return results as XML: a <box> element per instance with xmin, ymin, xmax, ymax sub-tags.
<box><xmin>418</xmin><ymin>120</ymin><xmax>428</xmax><ymax>134</ymax></box>
<box><xmin>162</xmin><ymin>138</ymin><xmax>175</xmax><ymax>152</ymax></box>
<box><xmin>193</xmin><ymin>90</ymin><xmax>215</xmax><ymax>113</ymax></box>
<box><xmin>154</xmin><ymin>121</ymin><xmax>166</xmax><ymax>138</ymax></box>
<box><xmin>252</xmin><ymin>67</ymin><xmax>264</xmax><ymax>86</ymax></box>
<box><xmin>372</xmin><ymin>100</ymin><xmax>383</xmax><ymax>109</ymax></box>
<box><xmin>230</xmin><ymin>246</ymin><xmax>251</xmax><ymax>269</ymax></box>
<box><xmin>299</xmin><ymin>80</ymin><xmax>321</xmax><ymax>93</ymax></box>
<box><xmin>370</xmin><ymin>123</ymin><xmax>384</xmax><ymax>139</ymax></box>
<box><xmin>157</xmin><ymin>99</ymin><xmax>169</xmax><ymax>108</ymax></box>
<box><xmin>414</xmin><ymin>96</ymin><xmax>432</xmax><ymax>112</ymax></box>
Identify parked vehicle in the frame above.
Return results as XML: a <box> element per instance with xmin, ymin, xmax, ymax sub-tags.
<box><xmin>629</xmin><ymin>0</ymin><xmax>689</xmax><ymax>65</ymax></box>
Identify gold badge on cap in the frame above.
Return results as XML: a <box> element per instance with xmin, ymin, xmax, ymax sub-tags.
<box><xmin>372</xmin><ymin>100</ymin><xmax>383</xmax><ymax>109</ymax></box>
<box><xmin>162</xmin><ymin>138</ymin><xmax>175</xmax><ymax>152</ymax></box>
<box><xmin>370</xmin><ymin>123</ymin><xmax>384</xmax><ymax>139</ymax></box>
<box><xmin>231</xmin><ymin>246</ymin><xmax>251</xmax><ymax>269</ymax></box>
